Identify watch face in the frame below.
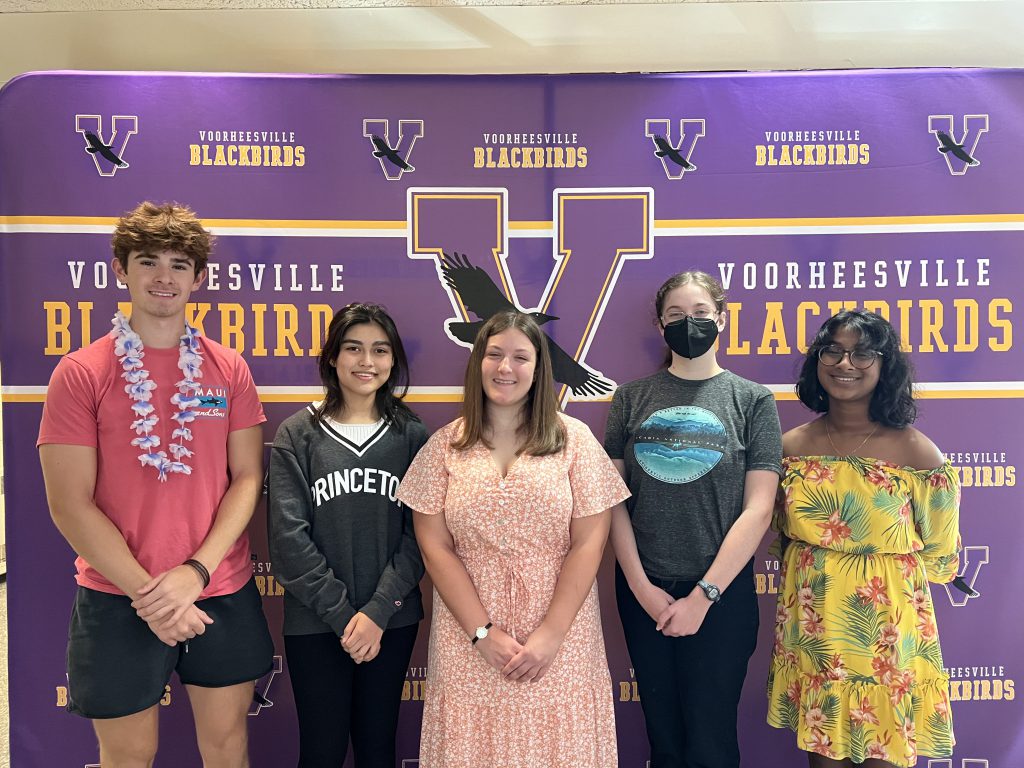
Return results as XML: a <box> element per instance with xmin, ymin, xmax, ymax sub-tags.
<box><xmin>700</xmin><ymin>581</ymin><xmax>720</xmax><ymax>602</ymax></box>
<box><xmin>475</xmin><ymin>626</ymin><xmax>488</xmax><ymax>639</ymax></box>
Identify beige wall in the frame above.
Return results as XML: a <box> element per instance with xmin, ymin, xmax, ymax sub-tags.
<box><xmin>1</xmin><ymin>1</ymin><xmax>1023</xmax><ymax>87</ymax></box>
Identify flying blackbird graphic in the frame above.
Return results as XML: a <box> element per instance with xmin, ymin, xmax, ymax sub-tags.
<box><xmin>936</xmin><ymin>130</ymin><xmax>980</xmax><ymax>166</ymax></box>
<box><xmin>370</xmin><ymin>134</ymin><xmax>414</xmax><ymax>171</ymax></box>
<box><xmin>84</xmin><ymin>131</ymin><xmax>129</xmax><ymax>168</ymax></box>
<box><xmin>950</xmin><ymin>575</ymin><xmax>979</xmax><ymax>598</ymax></box>
<box><xmin>440</xmin><ymin>251</ymin><xmax>614</xmax><ymax>398</ymax></box>
<box><xmin>652</xmin><ymin>135</ymin><xmax>696</xmax><ymax>171</ymax></box>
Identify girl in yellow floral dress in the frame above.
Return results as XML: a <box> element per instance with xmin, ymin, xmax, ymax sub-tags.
<box><xmin>767</xmin><ymin>310</ymin><xmax>961</xmax><ymax>768</ymax></box>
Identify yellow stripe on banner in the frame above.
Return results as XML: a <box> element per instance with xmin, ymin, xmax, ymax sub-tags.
<box><xmin>0</xmin><ymin>216</ymin><xmax>119</xmax><ymax>226</ymax></box>
<box><xmin>256</xmin><ymin>392</ymin><xmax>466</xmax><ymax>404</ymax></box>
<box><xmin>0</xmin><ymin>216</ymin><xmax>408</xmax><ymax>230</ymax></box>
<box><xmin>6</xmin><ymin>213</ymin><xmax>1024</xmax><ymax>231</ymax></box>
<box><xmin>403</xmin><ymin>393</ymin><xmax>465</xmax><ymax>403</ymax></box>
<box><xmin>7</xmin><ymin>390</ymin><xmax>1024</xmax><ymax>404</ymax></box>
<box><xmin>205</xmin><ymin>219</ymin><xmax>407</xmax><ymax>230</ymax></box>
<box><xmin>509</xmin><ymin>221</ymin><xmax>552</xmax><ymax>230</ymax></box>
<box><xmin>915</xmin><ymin>389</ymin><xmax>1024</xmax><ymax>399</ymax></box>
<box><xmin>654</xmin><ymin>213</ymin><xmax>1024</xmax><ymax>229</ymax></box>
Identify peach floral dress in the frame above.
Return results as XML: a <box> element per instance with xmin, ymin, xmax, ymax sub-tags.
<box><xmin>397</xmin><ymin>415</ymin><xmax>629</xmax><ymax>768</ymax></box>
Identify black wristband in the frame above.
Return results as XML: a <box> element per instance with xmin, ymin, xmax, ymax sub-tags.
<box><xmin>183</xmin><ymin>558</ymin><xmax>211</xmax><ymax>588</ymax></box>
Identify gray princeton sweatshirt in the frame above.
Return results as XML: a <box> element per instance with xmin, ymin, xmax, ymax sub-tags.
<box><xmin>268</xmin><ymin>405</ymin><xmax>428</xmax><ymax>636</ymax></box>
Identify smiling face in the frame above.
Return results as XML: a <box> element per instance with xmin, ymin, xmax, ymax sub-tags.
<box><xmin>332</xmin><ymin>321</ymin><xmax>394</xmax><ymax>405</ymax></box>
<box><xmin>817</xmin><ymin>325</ymin><xmax>881</xmax><ymax>406</ymax></box>
<box><xmin>481</xmin><ymin>327</ymin><xmax>537</xmax><ymax>410</ymax></box>
<box><xmin>112</xmin><ymin>249</ymin><xmax>206</xmax><ymax>322</ymax></box>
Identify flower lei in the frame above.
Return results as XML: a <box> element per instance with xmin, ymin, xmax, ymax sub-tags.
<box><xmin>112</xmin><ymin>311</ymin><xmax>204</xmax><ymax>481</ymax></box>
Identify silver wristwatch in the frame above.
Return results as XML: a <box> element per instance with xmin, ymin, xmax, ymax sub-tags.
<box><xmin>697</xmin><ymin>579</ymin><xmax>721</xmax><ymax>603</ymax></box>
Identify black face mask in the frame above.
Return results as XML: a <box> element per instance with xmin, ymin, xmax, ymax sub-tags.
<box><xmin>663</xmin><ymin>316</ymin><xmax>719</xmax><ymax>359</ymax></box>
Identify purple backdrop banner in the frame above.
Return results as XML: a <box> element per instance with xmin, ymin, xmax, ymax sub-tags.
<box><xmin>1</xmin><ymin>69</ymin><xmax>1021</xmax><ymax>767</ymax></box>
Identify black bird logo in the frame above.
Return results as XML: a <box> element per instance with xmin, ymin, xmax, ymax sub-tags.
<box><xmin>652</xmin><ymin>135</ymin><xmax>696</xmax><ymax>171</ymax></box>
<box><xmin>439</xmin><ymin>251</ymin><xmax>614</xmax><ymax>398</ymax></box>
<box><xmin>370</xmin><ymin>134</ymin><xmax>414</xmax><ymax>171</ymax></box>
<box><xmin>936</xmin><ymin>130</ymin><xmax>979</xmax><ymax>167</ymax></box>
<box><xmin>83</xmin><ymin>131</ymin><xmax>129</xmax><ymax>168</ymax></box>
<box><xmin>950</xmin><ymin>575</ymin><xmax>980</xmax><ymax>598</ymax></box>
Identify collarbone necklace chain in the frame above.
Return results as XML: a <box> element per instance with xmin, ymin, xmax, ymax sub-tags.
<box><xmin>112</xmin><ymin>311</ymin><xmax>204</xmax><ymax>481</ymax></box>
<box><xmin>824</xmin><ymin>416</ymin><xmax>879</xmax><ymax>457</ymax></box>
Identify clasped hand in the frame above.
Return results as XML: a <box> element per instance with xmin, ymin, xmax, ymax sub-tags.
<box><xmin>342</xmin><ymin>612</ymin><xmax>384</xmax><ymax>664</ymax></box>
<box><xmin>655</xmin><ymin>589</ymin><xmax>711</xmax><ymax>637</ymax></box>
<box><xmin>477</xmin><ymin>625</ymin><xmax>562</xmax><ymax>683</ymax></box>
<box><xmin>132</xmin><ymin>565</ymin><xmax>212</xmax><ymax>647</ymax></box>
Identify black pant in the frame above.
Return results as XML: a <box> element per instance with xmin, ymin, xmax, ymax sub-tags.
<box><xmin>616</xmin><ymin>563</ymin><xmax>758</xmax><ymax>768</ymax></box>
<box><xmin>284</xmin><ymin>623</ymin><xmax>419</xmax><ymax>768</ymax></box>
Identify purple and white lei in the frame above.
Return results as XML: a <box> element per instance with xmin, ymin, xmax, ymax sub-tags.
<box><xmin>112</xmin><ymin>311</ymin><xmax>204</xmax><ymax>481</ymax></box>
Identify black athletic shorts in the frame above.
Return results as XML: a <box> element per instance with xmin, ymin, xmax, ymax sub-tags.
<box><xmin>66</xmin><ymin>578</ymin><xmax>274</xmax><ymax>719</ymax></box>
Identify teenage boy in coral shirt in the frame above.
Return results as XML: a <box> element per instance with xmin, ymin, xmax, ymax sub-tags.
<box><xmin>38</xmin><ymin>201</ymin><xmax>272</xmax><ymax>767</ymax></box>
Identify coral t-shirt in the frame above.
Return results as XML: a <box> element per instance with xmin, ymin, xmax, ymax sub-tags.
<box><xmin>37</xmin><ymin>333</ymin><xmax>266</xmax><ymax>597</ymax></box>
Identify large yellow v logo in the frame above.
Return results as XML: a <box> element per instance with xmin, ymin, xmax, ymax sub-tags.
<box><xmin>408</xmin><ymin>187</ymin><xmax>653</xmax><ymax>403</ymax></box>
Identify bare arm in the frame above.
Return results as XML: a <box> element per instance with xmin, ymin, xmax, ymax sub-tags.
<box><xmin>41</xmin><ymin>443</ymin><xmax>152</xmax><ymax>598</ymax></box>
<box><xmin>504</xmin><ymin>509</ymin><xmax>611</xmax><ymax>682</ymax></box>
<box><xmin>195</xmin><ymin>425</ymin><xmax>266</xmax><ymax>570</ymax></box>
<box><xmin>658</xmin><ymin>469</ymin><xmax>778</xmax><ymax>636</ymax></box>
<box><xmin>607</xmin><ymin>458</ymin><xmax>675</xmax><ymax>621</ymax></box>
<box><xmin>133</xmin><ymin>425</ymin><xmax>264</xmax><ymax>625</ymax></box>
<box><xmin>413</xmin><ymin>509</ymin><xmax>523</xmax><ymax>671</ymax></box>
<box><xmin>39</xmin><ymin>443</ymin><xmax>211</xmax><ymax>645</ymax></box>
<box><xmin>701</xmin><ymin>469</ymin><xmax>777</xmax><ymax>591</ymax></box>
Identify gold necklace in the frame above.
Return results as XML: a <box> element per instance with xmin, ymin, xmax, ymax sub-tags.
<box><xmin>824</xmin><ymin>417</ymin><xmax>879</xmax><ymax>456</ymax></box>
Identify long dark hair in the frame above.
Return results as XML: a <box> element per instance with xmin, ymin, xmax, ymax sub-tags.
<box><xmin>452</xmin><ymin>310</ymin><xmax>565</xmax><ymax>456</ymax></box>
<box><xmin>315</xmin><ymin>303</ymin><xmax>416</xmax><ymax>430</ymax></box>
<box><xmin>796</xmin><ymin>309</ymin><xmax>917</xmax><ymax>428</ymax></box>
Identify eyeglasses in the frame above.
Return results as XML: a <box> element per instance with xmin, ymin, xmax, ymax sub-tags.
<box><xmin>818</xmin><ymin>345</ymin><xmax>882</xmax><ymax>370</ymax></box>
<box><xmin>661</xmin><ymin>309</ymin><xmax>716</xmax><ymax>325</ymax></box>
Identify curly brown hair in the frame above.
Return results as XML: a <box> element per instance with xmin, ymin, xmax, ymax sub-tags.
<box><xmin>111</xmin><ymin>201</ymin><xmax>213</xmax><ymax>276</ymax></box>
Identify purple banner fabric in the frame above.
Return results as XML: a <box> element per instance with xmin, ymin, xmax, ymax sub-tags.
<box><xmin>1</xmin><ymin>69</ymin><xmax>1020</xmax><ymax>767</ymax></box>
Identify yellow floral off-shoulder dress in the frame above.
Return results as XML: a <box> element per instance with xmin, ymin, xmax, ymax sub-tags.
<box><xmin>767</xmin><ymin>456</ymin><xmax>961</xmax><ymax>767</ymax></box>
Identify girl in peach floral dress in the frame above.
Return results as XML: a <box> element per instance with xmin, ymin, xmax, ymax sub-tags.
<box><xmin>767</xmin><ymin>310</ymin><xmax>961</xmax><ymax>768</ymax></box>
<box><xmin>398</xmin><ymin>310</ymin><xmax>629</xmax><ymax>768</ymax></box>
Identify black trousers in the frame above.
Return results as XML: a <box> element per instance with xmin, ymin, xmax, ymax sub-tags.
<box><xmin>284</xmin><ymin>623</ymin><xmax>419</xmax><ymax>768</ymax></box>
<box><xmin>616</xmin><ymin>563</ymin><xmax>758</xmax><ymax>768</ymax></box>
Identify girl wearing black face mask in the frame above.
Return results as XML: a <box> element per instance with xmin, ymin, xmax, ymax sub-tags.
<box><xmin>603</xmin><ymin>271</ymin><xmax>783</xmax><ymax>768</ymax></box>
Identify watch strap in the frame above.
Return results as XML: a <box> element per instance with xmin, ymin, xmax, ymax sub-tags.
<box><xmin>471</xmin><ymin>621</ymin><xmax>493</xmax><ymax>645</ymax></box>
<box><xmin>697</xmin><ymin>579</ymin><xmax>721</xmax><ymax>603</ymax></box>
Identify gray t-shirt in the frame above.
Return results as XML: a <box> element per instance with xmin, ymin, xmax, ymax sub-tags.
<box><xmin>604</xmin><ymin>369</ymin><xmax>782</xmax><ymax>581</ymax></box>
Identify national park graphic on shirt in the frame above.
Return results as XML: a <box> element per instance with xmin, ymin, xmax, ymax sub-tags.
<box><xmin>633</xmin><ymin>406</ymin><xmax>727</xmax><ymax>483</ymax></box>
